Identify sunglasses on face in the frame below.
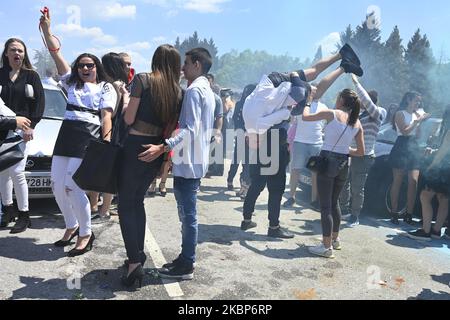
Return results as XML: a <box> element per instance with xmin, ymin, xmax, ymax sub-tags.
<box><xmin>77</xmin><ymin>63</ymin><xmax>96</xmax><ymax>70</ymax></box>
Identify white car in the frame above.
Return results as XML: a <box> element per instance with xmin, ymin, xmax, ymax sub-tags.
<box><xmin>25</xmin><ymin>83</ymin><xmax>67</xmax><ymax>199</ymax></box>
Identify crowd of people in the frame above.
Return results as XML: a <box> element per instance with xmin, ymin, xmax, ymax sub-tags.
<box><xmin>0</xmin><ymin>8</ymin><xmax>449</xmax><ymax>289</ymax></box>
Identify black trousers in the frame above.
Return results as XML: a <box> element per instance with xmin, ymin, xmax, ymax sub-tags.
<box><xmin>317</xmin><ymin>152</ymin><xmax>349</xmax><ymax>237</ymax></box>
<box><xmin>243</xmin><ymin>128</ymin><xmax>289</xmax><ymax>227</ymax></box>
<box><xmin>227</xmin><ymin>136</ymin><xmax>251</xmax><ymax>186</ymax></box>
<box><xmin>118</xmin><ymin>135</ymin><xmax>163</xmax><ymax>264</ymax></box>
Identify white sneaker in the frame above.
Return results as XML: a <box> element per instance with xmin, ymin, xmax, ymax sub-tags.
<box><xmin>332</xmin><ymin>239</ymin><xmax>342</xmax><ymax>250</ymax></box>
<box><xmin>342</xmin><ymin>213</ymin><xmax>351</xmax><ymax>219</ymax></box>
<box><xmin>308</xmin><ymin>243</ymin><xmax>335</xmax><ymax>258</ymax></box>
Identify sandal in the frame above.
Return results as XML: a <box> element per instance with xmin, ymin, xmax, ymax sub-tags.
<box><xmin>390</xmin><ymin>211</ymin><xmax>399</xmax><ymax>225</ymax></box>
<box><xmin>404</xmin><ymin>213</ymin><xmax>414</xmax><ymax>225</ymax></box>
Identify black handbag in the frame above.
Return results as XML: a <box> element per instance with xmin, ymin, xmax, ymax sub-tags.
<box><xmin>0</xmin><ymin>134</ymin><xmax>25</xmax><ymax>172</ymax></box>
<box><xmin>73</xmin><ymin>95</ymin><xmax>127</xmax><ymax>194</ymax></box>
<box><xmin>72</xmin><ymin>139</ymin><xmax>121</xmax><ymax>194</ymax></box>
<box><xmin>306</xmin><ymin>155</ymin><xmax>328</xmax><ymax>173</ymax></box>
<box><xmin>306</xmin><ymin>125</ymin><xmax>349</xmax><ymax>174</ymax></box>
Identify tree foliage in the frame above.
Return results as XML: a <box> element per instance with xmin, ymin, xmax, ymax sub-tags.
<box><xmin>33</xmin><ymin>48</ymin><xmax>56</xmax><ymax>78</ymax></box>
<box><xmin>174</xmin><ymin>31</ymin><xmax>219</xmax><ymax>73</ymax></box>
<box><xmin>175</xmin><ymin>27</ymin><xmax>449</xmax><ymax>114</ymax></box>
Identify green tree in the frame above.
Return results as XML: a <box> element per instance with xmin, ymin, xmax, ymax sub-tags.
<box><xmin>338</xmin><ymin>25</ymin><xmax>355</xmax><ymax>50</ymax></box>
<box><xmin>351</xmin><ymin>19</ymin><xmax>383</xmax><ymax>91</ymax></box>
<box><xmin>379</xmin><ymin>26</ymin><xmax>408</xmax><ymax>105</ymax></box>
<box><xmin>215</xmin><ymin>50</ymin><xmax>307</xmax><ymax>90</ymax></box>
<box><xmin>33</xmin><ymin>48</ymin><xmax>56</xmax><ymax>78</ymax></box>
<box><xmin>405</xmin><ymin>29</ymin><xmax>434</xmax><ymax>108</ymax></box>
<box><xmin>174</xmin><ymin>32</ymin><xmax>220</xmax><ymax>73</ymax></box>
<box><xmin>313</xmin><ymin>46</ymin><xmax>323</xmax><ymax>64</ymax></box>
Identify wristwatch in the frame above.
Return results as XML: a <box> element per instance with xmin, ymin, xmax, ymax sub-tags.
<box><xmin>305</xmin><ymin>103</ymin><xmax>312</xmax><ymax>108</ymax></box>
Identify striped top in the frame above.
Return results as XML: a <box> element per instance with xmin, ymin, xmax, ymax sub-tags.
<box><xmin>353</xmin><ymin>82</ymin><xmax>387</xmax><ymax>156</ymax></box>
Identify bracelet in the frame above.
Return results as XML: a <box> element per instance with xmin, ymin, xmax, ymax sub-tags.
<box><xmin>39</xmin><ymin>25</ymin><xmax>62</xmax><ymax>53</ymax></box>
<box><xmin>47</xmin><ymin>35</ymin><xmax>61</xmax><ymax>52</ymax></box>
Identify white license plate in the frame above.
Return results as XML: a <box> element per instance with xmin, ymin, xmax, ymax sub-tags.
<box><xmin>27</xmin><ymin>177</ymin><xmax>52</xmax><ymax>188</ymax></box>
<box><xmin>299</xmin><ymin>174</ymin><xmax>312</xmax><ymax>186</ymax></box>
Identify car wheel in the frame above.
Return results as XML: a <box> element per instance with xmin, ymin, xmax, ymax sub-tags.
<box><xmin>385</xmin><ymin>182</ymin><xmax>407</xmax><ymax>216</ymax></box>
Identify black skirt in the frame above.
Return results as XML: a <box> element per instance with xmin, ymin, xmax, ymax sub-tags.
<box><xmin>422</xmin><ymin>166</ymin><xmax>450</xmax><ymax>195</ymax></box>
<box><xmin>389</xmin><ymin>136</ymin><xmax>422</xmax><ymax>170</ymax></box>
<box><xmin>53</xmin><ymin>120</ymin><xmax>101</xmax><ymax>159</ymax></box>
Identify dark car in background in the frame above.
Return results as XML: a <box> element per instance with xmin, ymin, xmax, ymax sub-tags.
<box><xmin>363</xmin><ymin>118</ymin><xmax>442</xmax><ymax>217</ymax></box>
<box><xmin>297</xmin><ymin>118</ymin><xmax>442</xmax><ymax>217</ymax></box>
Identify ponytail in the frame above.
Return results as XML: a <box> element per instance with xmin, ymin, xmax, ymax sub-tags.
<box><xmin>339</xmin><ymin>89</ymin><xmax>361</xmax><ymax>127</ymax></box>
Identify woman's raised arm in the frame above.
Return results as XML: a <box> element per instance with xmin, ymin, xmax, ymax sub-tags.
<box><xmin>39</xmin><ymin>8</ymin><xmax>70</xmax><ymax>76</ymax></box>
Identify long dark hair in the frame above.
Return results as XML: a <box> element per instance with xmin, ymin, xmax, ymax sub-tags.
<box><xmin>240</xmin><ymin>84</ymin><xmax>257</xmax><ymax>103</ymax></box>
<box><xmin>234</xmin><ymin>84</ymin><xmax>256</xmax><ymax>116</ymax></box>
<box><xmin>102</xmin><ymin>52</ymin><xmax>128</xmax><ymax>84</ymax></box>
<box><xmin>339</xmin><ymin>89</ymin><xmax>361</xmax><ymax>127</ymax></box>
<box><xmin>149</xmin><ymin>44</ymin><xmax>182</xmax><ymax>124</ymax></box>
<box><xmin>393</xmin><ymin>91</ymin><xmax>421</xmax><ymax>130</ymax></box>
<box><xmin>1</xmin><ymin>38</ymin><xmax>33</xmax><ymax>70</ymax></box>
<box><xmin>67</xmin><ymin>53</ymin><xmax>108</xmax><ymax>89</ymax></box>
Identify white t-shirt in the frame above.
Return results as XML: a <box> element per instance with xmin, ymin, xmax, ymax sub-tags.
<box><xmin>60</xmin><ymin>73</ymin><xmax>117</xmax><ymax>126</ymax></box>
<box><xmin>294</xmin><ymin>101</ymin><xmax>327</xmax><ymax>144</ymax></box>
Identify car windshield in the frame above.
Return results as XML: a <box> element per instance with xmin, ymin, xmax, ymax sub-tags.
<box><xmin>43</xmin><ymin>89</ymin><xmax>66</xmax><ymax>119</ymax></box>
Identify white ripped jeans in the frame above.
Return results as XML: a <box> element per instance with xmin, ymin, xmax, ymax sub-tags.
<box><xmin>0</xmin><ymin>142</ymin><xmax>30</xmax><ymax>212</ymax></box>
<box><xmin>51</xmin><ymin>156</ymin><xmax>91</xmax><ymax>237</ymax></box>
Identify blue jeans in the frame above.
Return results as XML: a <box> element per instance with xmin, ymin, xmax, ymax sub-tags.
<box><xmin>174</xmin><ymin>177</ymin><xmax>201</xmax><ymax>266</ymax></box>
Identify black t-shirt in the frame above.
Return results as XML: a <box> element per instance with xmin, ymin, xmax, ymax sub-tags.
<box><xmin>130</xmin><ymin>73</ymin><xmax>183</xmax><ymax>128</ymax></box>
<box><xmin>0</xmin><ymin>67</ymin><xmax>45</xmax><ymax>129</ymax></box>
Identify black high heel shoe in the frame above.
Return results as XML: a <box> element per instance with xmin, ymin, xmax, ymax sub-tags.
<box><xmin>68</xmin><ymin>233</ymin><xmax>95</xmax><ymax>257</ymax></box>
<box><xmin>390</xmin><ymin>211</ymin><xmax>399</xmax><ymax>225</ymax></box>
<box><xmin>121</xmin><ymin>264</ymin><xmax>144</xmax><ymax>288</ymax></box>
<box><xmin>404</xmin><ymin>213</ymin><xmax>414</xmax><ymax>225</ymax></box>
<box><xmin>54</xmin><ymin>228</ymin><xmax>79</xmax><ymax>247</ymax></box>
<box><xmin>123</xmin><ymin>252</ymin><xmax>147</xmax><ymax>268</ymax></box>
<box><xmin>159</xmin><ymin>182</ymin><xmax>167</xmax><ymax>197</ymax></box>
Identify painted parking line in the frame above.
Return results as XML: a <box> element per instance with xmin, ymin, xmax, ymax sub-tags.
<box><xmin>144</xmin><ymin>225</ymin><xmax>184</xmax><ymax>298</ymax></box>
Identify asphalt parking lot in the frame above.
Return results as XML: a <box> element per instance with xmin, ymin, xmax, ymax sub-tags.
<box><xmin>1</xmin><ymin>170</ymin><xmax>450</xmax><ymax>301</ymax></box>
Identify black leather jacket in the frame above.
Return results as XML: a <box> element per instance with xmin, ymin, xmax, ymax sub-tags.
<box><xmin>0</xmin><ymin>116</ymin><xmax>17</xmax><ymax>141</ymax></box>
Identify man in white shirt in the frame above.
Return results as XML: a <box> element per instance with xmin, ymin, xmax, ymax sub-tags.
<box><xmin>143</xmin><ymin>48</ymin><xmax>215</xmax><ymax>280</ymax></box>
<box><xmin>241</xmin><ymin>45</ymin><xmax>362</xmax><ymax>238</ymax></box>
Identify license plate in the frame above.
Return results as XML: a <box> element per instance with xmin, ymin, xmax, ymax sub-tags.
<box><xmin>27</xmin><ymin>177</ymin><xmax>52</xmax><ymax>188</ymax></box>
<box><xmin>299</xmin><ymin>174</ymin><xmax>312</xmax><ymax>186</ymax></box>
